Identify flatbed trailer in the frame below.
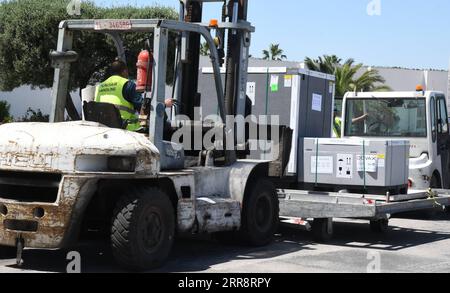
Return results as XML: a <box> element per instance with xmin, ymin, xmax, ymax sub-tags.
<box><xmin>278</xmin><ymin>189</ymin><xmax>450</xmax><ymax>241</ymax></box>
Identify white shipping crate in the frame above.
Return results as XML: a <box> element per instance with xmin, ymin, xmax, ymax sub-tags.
<box><xmin>303</xmin><ymin>138</ymin><xmax>409</xmax><ymax>189</ymax></box>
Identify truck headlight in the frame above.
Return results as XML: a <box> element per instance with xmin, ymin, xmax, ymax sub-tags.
<box><xmin>75</xmin><ymin>155</ymin><xmax>136</xmax><ymax>173</ymax></box>
<box><xmin>107</xmin><ymin>156</ymin><xmax>136</xmax><ymax>172</ymax></box>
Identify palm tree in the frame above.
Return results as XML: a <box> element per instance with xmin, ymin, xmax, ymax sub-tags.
<box><xmin>262</xmin><ymin>44</ymin><xmax>287</xmax><ymax>61</ymax></box>
<box><xmin>304</xmin><ymin>55</ymin><xmax>341</xmax><ymax>75</ymax></box>
<box><xmin>305</xmin><ymin>55</ymin><xmax>390</xmax><ymax>98</ymax></box>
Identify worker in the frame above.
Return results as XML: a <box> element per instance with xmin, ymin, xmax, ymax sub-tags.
<box><xmin>333</xmin><ymin>108</ymin><xmax>369</xmax><ymax>138</ymax></box>
<box><xmin>95</xmin><ymin>59</ymin><xmax>173</xmax><ymax>131</ymax></box>
<box><xmin>332</xmin><ymin>108</ymin><xmax>342</xmax><ymax>138</ymax></box>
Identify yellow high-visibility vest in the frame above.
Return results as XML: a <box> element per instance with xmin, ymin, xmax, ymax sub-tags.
<box><xmin>333</xmin><ymin>117</ymin><xmax>342</xmax><ymax>138</ymax></box>
<box><xmin>95</xmin><ymin>75</ymin><xmax>140</xmax><ymax>131</ymax></box>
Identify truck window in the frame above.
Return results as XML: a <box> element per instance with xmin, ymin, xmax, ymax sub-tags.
<box><xmin>344</xmin><ymin>98</ymin><xmax>427</xmax><ymax>137</ymax></box>
<box><xmin>437</xmin><ymin>96</ymin><xmax>449</xmax><ymax>134</ymax></box>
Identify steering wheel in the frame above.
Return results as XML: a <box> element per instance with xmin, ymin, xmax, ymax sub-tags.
<box><xmin>368</xmin><ymin>120</ymin><xmax>389</xmax><ymax>134</ymax></box>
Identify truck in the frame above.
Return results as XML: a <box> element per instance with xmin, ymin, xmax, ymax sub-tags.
<box><xmin>342</xmin><ymin>90</ymin><xmax>450</xmax><ymax>191</ymax></box>
<box><xmin>0</xmin><ymin>0</ymin><xmax>288</xmax><ymax>270</ymax></box>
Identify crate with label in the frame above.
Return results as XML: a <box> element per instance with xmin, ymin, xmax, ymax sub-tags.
<box><xmin>303</xmin><ymin>138</ymin><xmax>409</xmax><ymax>192</ymax></box>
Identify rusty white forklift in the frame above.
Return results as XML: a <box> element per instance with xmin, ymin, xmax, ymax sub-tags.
<box><xmin>0</xmin><ymin>0</ymin><xmax>289</xmax><ymax>270</ymax></box>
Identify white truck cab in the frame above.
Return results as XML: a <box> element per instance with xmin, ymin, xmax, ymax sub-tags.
<box><xmin>342</xmin><ymin>90</ymin><xmax>450</xmax><ymax>190</ymax></box>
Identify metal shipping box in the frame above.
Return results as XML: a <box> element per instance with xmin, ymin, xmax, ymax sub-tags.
<box><xmin>303</xmin><ymin>138</ymin><xmax>410</xmax><ymax>188</ymax></box>
<box><xmin>199</xmin><ymin>67</ymin><xmax>335</xmax><ymax>174</ymax></box>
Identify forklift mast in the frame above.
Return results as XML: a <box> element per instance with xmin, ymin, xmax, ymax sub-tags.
<box><xmin>178</xmin><ymin>0</ymin><xmax>251</xmax><ymax>165</ymax></box>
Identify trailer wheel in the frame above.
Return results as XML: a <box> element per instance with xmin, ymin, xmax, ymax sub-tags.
<box><xmin>370</xmin><ymin>219</ymin><xmax>389</xmax><ymax>233</ymax></box>
<box><xmin>312</xmin><ymin>218</ymin><xmax>333</xmax><ymax>242</ymax></box>
<box><xmin>240</xmin><ymin>178</ymin><xmax>279</xmax><ymax>246</ymax></box>
<box><xmin>0</xmin><ymin>245</ymin><xmax>16</xmax><ymax>259</ymax></box>
<box><xmin>111</xmin><ymin>187</ymin><xmax>175</xmax><ymax>271</ymax></box>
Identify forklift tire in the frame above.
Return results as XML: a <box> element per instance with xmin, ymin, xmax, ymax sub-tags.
<box><xmin>239</xmin><ymin>178</ymin><xmax>279</xmax><ymax>246</ymax></box>
<box><xmin>312</xmin><ymin>218</ymin><xmax>333</xmax><ymax>242</ymax></box>
<box><xmin>111</xmin><ymin>187</ymin><xmax>175</xmax><ymax>271</ymax></box>
<box><xmin>369</xmin><ymin>219</ymin><xmax>389</xmax><ymax>233</ymax></box>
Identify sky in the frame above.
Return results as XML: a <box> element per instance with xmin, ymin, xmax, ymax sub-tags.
<box><xmin>3</xmin><ymin>0</ymin><xmax>450</xmax><ymax>117</ymax></box>
<box><xmin>92</xmin><ymin>0</ymin><xmax>450</xmax><ymax>70</ymax></box>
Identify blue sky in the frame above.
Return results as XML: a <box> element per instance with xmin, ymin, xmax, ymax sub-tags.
<box><xmin>93</xmin><ymin>0</ymin><xmax>450</xmax><ymax>70</ymax></box>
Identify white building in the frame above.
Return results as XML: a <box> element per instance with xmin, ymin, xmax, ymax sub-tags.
<box><xmin>1</xmin><ymin>57</ymin><xmax>450</xmax><ymax>117</ymax></box>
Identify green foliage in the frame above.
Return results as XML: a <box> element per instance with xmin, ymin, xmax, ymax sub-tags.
<box><xmin>200</xmin><ymin>42</ymin><xmax>210</xmax><ymax>56</ymax></box>
<box><xmin>0</xmin><ymin>100</ymin><xmax>12</xmax><ymax>122</ymax></box>
<box><xmin>0</xmin><ymin>0</ymin><xmax>178</xmax><ymax>92</ymax></box>
<box><xmin>305</xmin><ymin>55</ymin><xmax>391</xmax><ymax>98</ymax></box>
<box><xmin>262</xmin><ymin>44</ymin><xmax>287</xmax><ymax>61</ymax></box>
<box><xmin>304</xmin><ymin>55</ymin><xmax>341</xmax><ymax>75</ymax></box>
<box><xmin>19</xmin><ymin>107</ymin><xmax>49</xmax><ymax>122</ymax></box>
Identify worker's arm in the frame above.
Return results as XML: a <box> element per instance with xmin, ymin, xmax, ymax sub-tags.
<box><xmin>123</xmin><ymin>81</ymin><xmax>143</xmax><ymax>111</ymax></box>
<box><xmin>352</xmin><ymin>113</ymin><xmax>369</xmax><ymax>124</ymax></box>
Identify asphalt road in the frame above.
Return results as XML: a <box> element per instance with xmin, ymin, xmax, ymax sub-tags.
<box><xmin>1</xmin><ymin>212</ymin><xmax>450</xmax><ymax>273</ymax></box>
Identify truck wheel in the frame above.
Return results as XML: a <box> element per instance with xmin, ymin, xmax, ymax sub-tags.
<box><xmin>111</xmin><ymin>187</ymin><xmax>175</xmax><ymax>271</ymax></box>
<box><xmin>239</xmin><ymin>178</ymin><xmax>279</xmax><ymax>246</ymax></box>
<box><xmin>370</xmin><ymin>219</ymin><xmax>389</xmax><ymax>233</ymax></box>
<box><xmin>312</xmin><ymin>218</ymin><xmax>333</xmax><ymax>242</ymax></box>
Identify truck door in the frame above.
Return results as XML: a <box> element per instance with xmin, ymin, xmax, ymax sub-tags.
<box><xmin>436</xmin><ymin>94</ymin><xmax>450</xmax><ymax>188</ymax></box>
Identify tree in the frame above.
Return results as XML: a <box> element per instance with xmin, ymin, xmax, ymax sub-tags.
<box><xmin>19</xmin><ymin>108</ymin><xmax>50</xmax><ymax>122</ymax></box>
<box><xmin>262</xmin><ymin>44</ymin><xmax>287</xmax><ymax>61</ymax></box>
<box><xmin>0</xmin><ymin>101</ymin><xmax>12</xmax><ymax>123</ymax></box>
<box><xmin>200</xmin><ymin>42</ymin><xmax>210</xmax><ymax>56</ymax></box>
<box><xmin>304</xmin><ymin>55</ymin><xmax>390</xmax><ymax>98</ymax></box>
<box><xmin>304</xmin><ymin>55</ymin><xmax>341</xmax><ymax>75</ymax></box>
<box><xmin>0</xmin><ymin>0</ymin><xmax>177</xmax><ymax>120</ymax></box>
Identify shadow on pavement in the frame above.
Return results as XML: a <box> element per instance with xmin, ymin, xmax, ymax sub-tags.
<box><xmin>1</xmin><ymin>212</ymin><xmax>449</xmax><ymax>272</ymax></box>
<box><xmin>324</xmin><ymin>211</ymin><xmax>450</xmax><ymax>251</ymax></box>
<box><xmin>0</xmin><ymin>232</ymin><xmax>315</xmax><ymax>273</ymax></box>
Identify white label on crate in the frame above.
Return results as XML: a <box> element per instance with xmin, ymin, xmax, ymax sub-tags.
<box><xmin>312</xmin><ymin>93</ymin><xmax>322</xmax><ymax>112</ymax></box>
<box><xmin>336</xmin><ymin>154</ymin><xmax>353</xmax><ymax>179</ymax></box>
<box><xmin>246</xmin><ymin>82</ymin><xmax>256</xmax><ymax>106</ymax></box>
<box><xmin>356</xmin><ymin>155</ymin><xmax>378</xmax><ymax>173</ymax></box>
<box><xmin>284</xmin><ymin>75</ymin><xmax>292</xmax><ymax>87</ymax></box>
<box><xmin>311</xmin><ymin>156</ymin><xmax>333</xmax><ymax>174</ymax></box>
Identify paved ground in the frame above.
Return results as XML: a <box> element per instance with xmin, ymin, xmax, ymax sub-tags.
<box><xmin>1</xmin><ymin>212</ymin><xmax>450</xmax><ymax>273</ymax></box>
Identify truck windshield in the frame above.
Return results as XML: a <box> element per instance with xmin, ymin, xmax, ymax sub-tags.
<box><xmin>344</xmin><ymin>98</ymin><xmax>427</xmax><ymax>137</ymax></box>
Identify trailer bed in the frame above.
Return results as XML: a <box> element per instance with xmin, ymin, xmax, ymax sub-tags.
<box><xmin>278</xmin><ymin>189</ymin><xmax>450</xmax><ymax>220</ymax></box>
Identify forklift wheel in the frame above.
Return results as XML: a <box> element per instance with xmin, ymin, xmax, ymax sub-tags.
<box><xmin>312</xmin><ymin>218</ymin><xmax>334</xmax><ymax>242</ymax></box>
<box><xmin>111</xmin><ymin>187</ymin><xmax>175</xmax><ymax>271</ymax></box>
<box><xmin>369</xmin><ymin>219</ymin><xmax>389</xmax><ymax>233</ymax></box>
<box><xmin>239</xmin><ymin>178</ymin><xmax>279</xmax><ymax>246</ymax></box>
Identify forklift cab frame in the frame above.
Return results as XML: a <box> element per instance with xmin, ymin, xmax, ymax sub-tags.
<box><xmin>49</xmin><ymin>12</ymin><xmax>254</xmax><ymax>170</ymax></box>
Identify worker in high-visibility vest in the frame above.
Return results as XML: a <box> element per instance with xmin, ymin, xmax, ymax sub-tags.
<box><xmin>332</xmin><ymin>108</ymin><xmax>342</xmax><ymax>138</ymax></box>
<box><xmin>333</xmin><ymin>107</ymin><xmax>369</xmax><ymax>138</ymax></box>
<box><xmin>95</xmin><ymin>60</ymin><xmax>173</xmax><ymax>131</ymax></box>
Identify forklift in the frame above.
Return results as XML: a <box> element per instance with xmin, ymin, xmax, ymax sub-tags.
<box><xmin>0</xmin><ymin>0</ymin><xmax>289</xmax><ymax>270</ymax></box>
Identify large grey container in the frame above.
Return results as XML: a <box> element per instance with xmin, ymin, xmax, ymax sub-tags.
<box><xmin>199</xmin><ymin>66</ymin><xmax>335</xmax><ymax>175</ymax></box>
<box><xmin>303</xmin><ymin>138</ymin><xmax>410</xmax><ymax>190</ymax></box>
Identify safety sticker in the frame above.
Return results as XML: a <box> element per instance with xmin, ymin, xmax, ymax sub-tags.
<box><xmin>336</xmin><ymin>154</ymin><xmax>353</xmax><ymax>179</ymax></box>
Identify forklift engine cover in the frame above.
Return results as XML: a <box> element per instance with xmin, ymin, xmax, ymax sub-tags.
<box><xmin>0</xmin><ymin>121</ymin><xmax>160</xmax><ymax>175</ymax></box>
